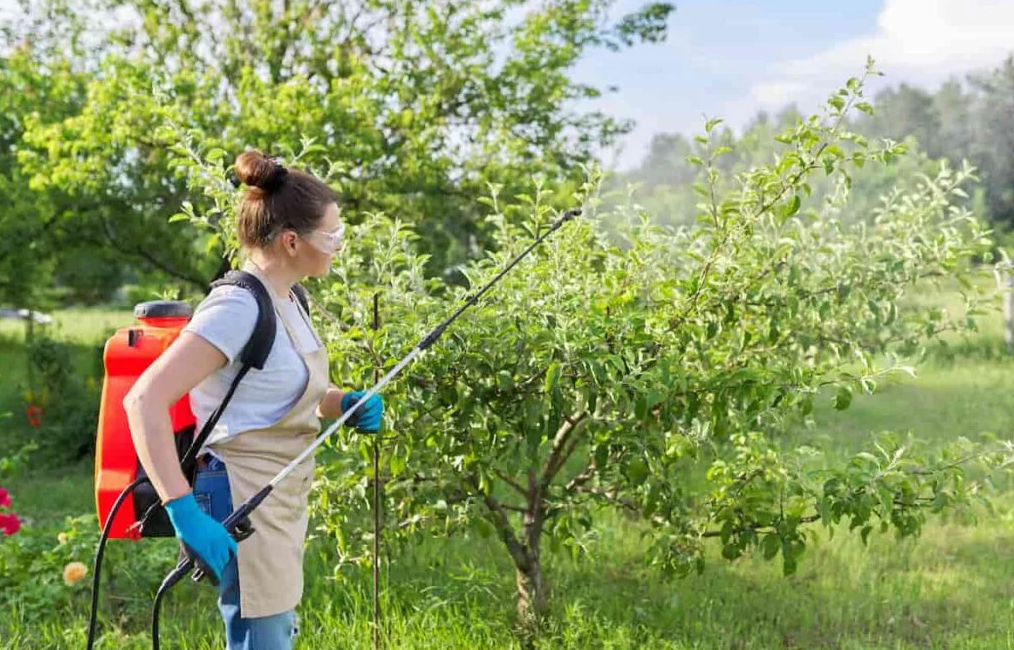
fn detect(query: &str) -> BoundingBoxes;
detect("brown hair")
[233,150,336,249]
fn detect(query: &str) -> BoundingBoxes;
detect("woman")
[124,150,382,649]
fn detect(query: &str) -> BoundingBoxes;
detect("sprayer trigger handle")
[232,515,255,541]
[182,542,220,587]
[189,516,256,584]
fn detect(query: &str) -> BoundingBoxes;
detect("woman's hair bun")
[234,150,288,192]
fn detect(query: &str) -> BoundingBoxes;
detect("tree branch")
[540,412,587,492]
[576,484,638,511]
[468,475,528,569]
[97,212,208,290]
[563,461,598,493]
[668,85,862,335]
[701,514,821,538]
[493,469,528,497]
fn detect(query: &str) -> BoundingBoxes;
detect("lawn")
[3,298,1014,649]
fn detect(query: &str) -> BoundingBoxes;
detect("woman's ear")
[279,230,299,256]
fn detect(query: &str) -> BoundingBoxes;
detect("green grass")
[5,302,1014,649]
[783,359,1014,456]
[0,307,134,345]
[5,465,1014,649]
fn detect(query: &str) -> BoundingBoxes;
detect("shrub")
[23,333,100,463]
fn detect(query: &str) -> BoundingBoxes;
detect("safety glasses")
[305,221,345,254]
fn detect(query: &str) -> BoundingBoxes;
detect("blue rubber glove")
[340,390,384,433]
[163,492,237,582]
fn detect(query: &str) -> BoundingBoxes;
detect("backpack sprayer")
[88,272,310,648]
[87,208,581,650]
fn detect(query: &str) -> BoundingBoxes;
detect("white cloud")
[749,0,1014,111]
[750,81,807,108]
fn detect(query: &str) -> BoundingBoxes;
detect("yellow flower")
[63,561,88,586]
[57,532,68,544]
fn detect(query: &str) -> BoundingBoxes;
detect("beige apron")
[210,265,328,618]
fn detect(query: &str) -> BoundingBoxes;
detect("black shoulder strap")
[210,270,276,371]
[143,271,315,530]
[174,270,276,483]
[291,282,310,317]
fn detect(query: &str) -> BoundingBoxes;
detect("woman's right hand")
[163,492,237,581]
[340,390,384,432]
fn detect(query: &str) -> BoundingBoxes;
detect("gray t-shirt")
[182,284,322,451]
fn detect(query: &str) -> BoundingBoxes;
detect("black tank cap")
[134,300,193,320]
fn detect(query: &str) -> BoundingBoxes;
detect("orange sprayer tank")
[94,300,195,539]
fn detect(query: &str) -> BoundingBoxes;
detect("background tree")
[619,53,1014,237]
[12,0,675,297]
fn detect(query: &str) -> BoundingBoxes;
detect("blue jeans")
[193,456,300,649]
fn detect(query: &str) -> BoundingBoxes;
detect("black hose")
[88,362,250,649]
[151,560,192,650]
[86,476,149,650]
[150,572,176,650]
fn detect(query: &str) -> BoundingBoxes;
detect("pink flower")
[0,512,21,536]
[0,487,9,508]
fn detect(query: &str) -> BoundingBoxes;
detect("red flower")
[0,512,21,536]
[0,487,9,508]
[26,404,42,428]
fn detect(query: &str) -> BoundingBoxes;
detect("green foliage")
[178,63,1012,628]
[9,0,676,290]
[622,54,1014,236]
[23,333,101,463]
[854,57,1014,231]
[0,514,97,619]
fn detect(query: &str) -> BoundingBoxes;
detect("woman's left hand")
[340,390,384,433]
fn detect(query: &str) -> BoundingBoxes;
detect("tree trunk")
[515,483,548,643]
[476,471,551,645]
[515,554,548,640]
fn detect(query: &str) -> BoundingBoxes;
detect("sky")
[3,0,1012,172]
[575,0,1014,170]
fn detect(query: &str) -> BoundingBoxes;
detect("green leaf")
[877,484,894,514]
[474,518,494,538]
[624,457,648,484]
[594,444,609,469]
[781,194,801,219]
[762,533,780,560]
[855,452,880,468]
[544,363,561,393]
[832,385,853,411]
[635,394,648,419]
[818,498,833,527]
[390,453,407,477]
[722,543,742,560]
